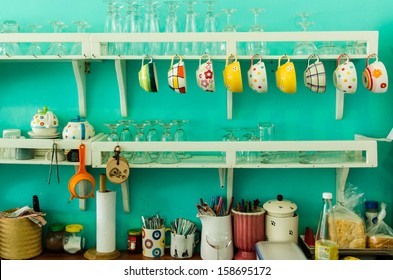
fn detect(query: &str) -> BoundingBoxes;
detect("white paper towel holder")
[84,174,121,260]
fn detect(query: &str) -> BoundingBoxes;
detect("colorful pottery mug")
[275,55,296,93]
[138,55,158,92]
[223,54,243,93]
[168,55,187,93]
[304,54,326,93]
[142,227,171,258]
[362,53,388,93]
[247,54,268,93]
[196,54,215,92]
[333,54,357,94]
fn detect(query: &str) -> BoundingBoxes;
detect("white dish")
[28,131,60,139]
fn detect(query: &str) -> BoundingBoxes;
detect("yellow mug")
[276,55,296,93]
[223,54,243,93]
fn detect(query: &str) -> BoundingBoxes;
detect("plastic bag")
[366,203,393,249]
[331,183,366,248]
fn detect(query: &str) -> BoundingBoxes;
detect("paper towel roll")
[96,191,116,253]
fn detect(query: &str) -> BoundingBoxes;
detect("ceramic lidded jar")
[62,116,95,140]
[30,106,59,135]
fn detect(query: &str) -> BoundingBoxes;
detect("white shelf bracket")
[227,90,233,120]
[114,59,128,117]
[72,60,87,118]
[336,167,349,204]
[218,168,226,189]
[121,179,130,213]
[226,168,234,207]
[336,89,344,120]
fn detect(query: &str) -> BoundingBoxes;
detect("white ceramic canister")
[62,116,95,140]
[263,194,299,243]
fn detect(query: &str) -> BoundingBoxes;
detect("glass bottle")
[315,192,339,260]
[365,200,379,228]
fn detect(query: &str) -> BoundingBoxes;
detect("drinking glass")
[46,21,68,56]
[143,0,161,55]
[222,127,239,161]
[1,20,22,56]
[318,41,342,55]
[292,12,318,55]
[123,1,143,55]
[182,0,199,55]
[70,20,90,55]
[344,41,360,55]
[258,122,275,162]
[156,122,180,164]
[206,233,232,260]
[163,0,180,55]
[103,123,120,163]
[145,120,160,160]
[246,8,270,55]
[26,24,44,56]
[242,127,260,163]
[130,122,153,164]
[118,119,134,161]
[218,8,238,55]
[202,0,218,55]
[173,120,192,159]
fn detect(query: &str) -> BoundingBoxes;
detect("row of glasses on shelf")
[103,119,190,164]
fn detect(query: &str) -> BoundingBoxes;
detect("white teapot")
[62,116,95,140]
[30,106,59,135]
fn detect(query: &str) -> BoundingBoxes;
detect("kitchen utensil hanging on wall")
[106,145,129,184]
[68,143,96,200]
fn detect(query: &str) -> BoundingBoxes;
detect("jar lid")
[65,224,84,233]
[365,200,379,210]
[128,229,142,236]
[49,223,65,232]
[263,194,297,217]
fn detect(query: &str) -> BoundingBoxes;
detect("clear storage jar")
[45,223,65,252]
[63,224,85,254]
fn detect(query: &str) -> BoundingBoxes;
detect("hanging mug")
[223,54,243,93]
[196,54,215,92]
[362,53,388,93]
[247,54,268,93]
[138,55,159,92]
[168,55,187,93]
[304,54,326,93]
[333,54,357,94]
[276,55,296,93]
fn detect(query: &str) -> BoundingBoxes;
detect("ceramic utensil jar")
[263,194,298,243]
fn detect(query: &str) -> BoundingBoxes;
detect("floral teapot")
[62,116,95,140]
[30,106,59,135]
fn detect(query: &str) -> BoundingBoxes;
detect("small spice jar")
[45,223,65,252]
[63,224,85,254]
[127,229,142,254]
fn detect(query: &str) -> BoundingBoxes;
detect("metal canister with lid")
[45,223,65,252]
[127,229,142,254]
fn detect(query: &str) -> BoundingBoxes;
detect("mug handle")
[165,228,171,249]
[141,55,153,67]
[199,53,211,66]
[366,53,378,66]
[307,54,319,67]
[226,54,237,66]
[336,53,349,67]
[278,54,289,68]
[194,229,201,246]
[45,111,54,128]
[250,54,262,67]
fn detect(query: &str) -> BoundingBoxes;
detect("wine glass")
[206,232,232,260]
[182,0,199,55]
[145,120,160,160]
[130,122,153,164]
[156,122,180,164]
[258,122,275,162]
[69,20,90,55]
[123,1,143,55]
[26,24,44,56]
[173,120,191,159]
[118,119,134,161]
[292,12,318,55]
[46,21,68,56]
[246,8,270,55]
[218,8,238,55]
[163,0,180,55]
[1,20,22,56]
[143,0,161,55]
[318,41,343,55]
[103,123,120,163]
[202,0,218,55]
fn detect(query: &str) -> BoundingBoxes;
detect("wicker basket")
[0,209,42,260]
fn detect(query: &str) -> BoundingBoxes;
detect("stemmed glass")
[145,120,160,160]
[292,12,318,55]
[246,8,270,55]
[202,0,218,55]
[182,0,199,55]
[103,123,120,163]
[218,8,238,55]
[163,0,180,55]
[318,41,342,55]
[70,20,90,55]
[156,122,180,164]
[118,119,134,161]
[143,0,161,55]
[123,1,143,55]
[173,120,192,159]
[26,24,43,56]
[130,122,153,164]
[46,21,68,56]
[206,233,232,260]
[1,20,22,56]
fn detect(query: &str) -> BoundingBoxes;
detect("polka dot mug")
[333,54,357,94]
[248,54,268,93]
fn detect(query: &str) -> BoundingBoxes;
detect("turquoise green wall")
[1,0,392,251]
